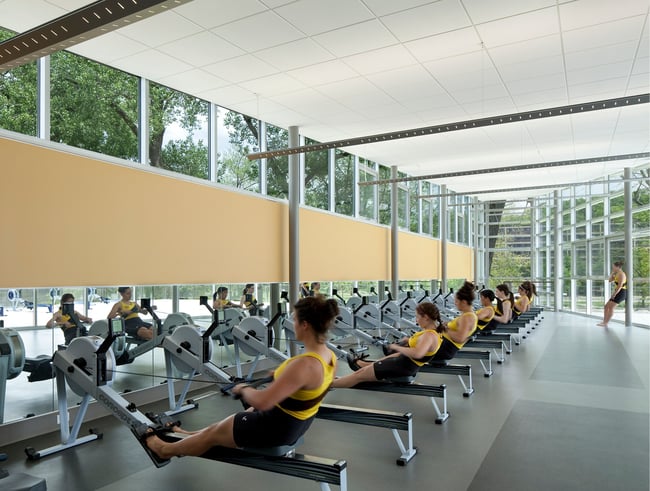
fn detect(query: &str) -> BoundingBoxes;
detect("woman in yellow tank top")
[108,287,153,340]
[145,296,339,458]
[331,302,446,387]
[475,289,496,332]
[598,261,627,327]
[46,293,93,345]
[430,281,478,363]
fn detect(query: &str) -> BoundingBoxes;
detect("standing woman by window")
[598,261,627,327]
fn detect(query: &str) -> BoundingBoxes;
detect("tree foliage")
[0,28,208,179]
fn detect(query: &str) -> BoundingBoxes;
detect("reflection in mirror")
[0,283,283,425]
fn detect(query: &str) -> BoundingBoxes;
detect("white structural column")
[37,56,50,140]
[473,197,480,285]
[441,185,448,293]
[554,191,562,311]
[391,166,399,296]
[624,167,633,326]
[138,78,149,165]
[288,126,300,306]
[328,149,336,211]
[259,121,267,195]
[208,103,218,182]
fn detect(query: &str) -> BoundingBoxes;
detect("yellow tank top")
[513,296,528,315]
[443,312,478,349]
[120,301,139,320]
[273,351,335,420]
[615,278,627,290]
[214,298,230,308]
[407,329,442,366]
[476,306,495,330]
[57,309,73,329]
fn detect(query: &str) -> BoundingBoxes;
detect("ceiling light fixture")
[0,0,193,72]
[361,153,649,187]
[420,176,648,198]
[247,94,649,160]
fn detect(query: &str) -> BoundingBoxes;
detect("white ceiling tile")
[69,32,147,63]
[287,60,359,85]
[112,49,193,80]
[380,0,471,42]
[559,0,649,31]
[0,0,65,31]
[228,96,290,119]
[316,77,396,109]
[312,19,398,57]
[627,73,650,92]
[158,69,230,94]
[367,65,445,101]
[476,8,560,48]
[463,97,517,118]
[269,88,349,116]
[415,104,467,124]
[487,34,562,66]
[239,73,307,96]
[506,72,566,96]
[156,31,245,66]
[44,0,95,8]
[498,55,565,83]
[362,0,436,17]
[255,38,334,71]
[118,12,203,48]
[564,41,638,72]
[567,61,634,86]
[433,66,503,91]
[568,77,630,100]
[511,87,567,109]
[202,55,278,83]
[275,0,374,35]
[423,50,486,77]
[447,84,510,104]
[563,16,646,53]
[404,27,482,63]
[355,102,414,119]
[174,0,267,29]
[211,10,304,52]
[198,84,257,106]
[463,0,556,24]
[342,45,418,75]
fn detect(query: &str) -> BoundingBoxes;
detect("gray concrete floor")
[1,311,648,491]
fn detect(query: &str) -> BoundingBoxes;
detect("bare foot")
[145,433,170,459]
[596,322,607,327]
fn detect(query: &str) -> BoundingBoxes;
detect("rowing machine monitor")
[62,302,74,316]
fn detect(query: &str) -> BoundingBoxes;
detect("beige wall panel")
[447,243,474,280]
[0,138,288,287]
[398,232,441,279]
[299,209,390,281]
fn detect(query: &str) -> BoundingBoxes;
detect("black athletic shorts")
[233,406,313,448]
[124,317,152,338]
[610,290,627,304]
[373,354,419,380]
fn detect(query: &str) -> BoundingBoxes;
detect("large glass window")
[266,123,289,199]
[51,51,139,160]
[409,180,419,232]
[149,82,208,178]
[0,28,37,136]
[218,109,260,192]
[358,159,377,221]
[335,150,354,216]
[303,137,328,210]
[378,165,391,225]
